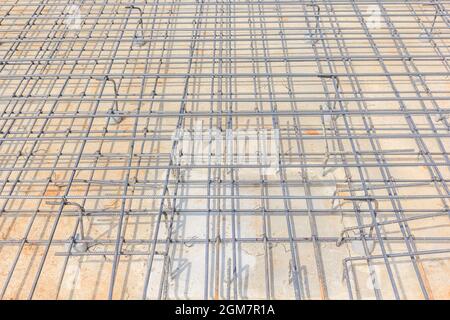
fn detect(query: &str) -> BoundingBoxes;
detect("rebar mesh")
[0,0,449,300]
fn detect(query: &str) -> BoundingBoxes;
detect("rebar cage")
[0,0,449,300]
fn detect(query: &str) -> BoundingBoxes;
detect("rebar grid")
[0,0,449,300]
